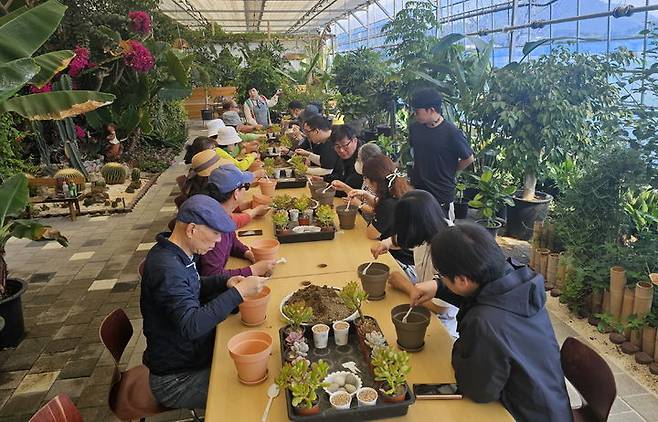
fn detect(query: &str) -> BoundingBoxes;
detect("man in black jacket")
[411,223,572,422]
[141,194,267,409]
[325,124,363,197]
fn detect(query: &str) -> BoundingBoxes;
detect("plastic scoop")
[401,306,414,323]
[261,383,280,422]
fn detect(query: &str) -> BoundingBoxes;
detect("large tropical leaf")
[0,6,28,27]
[0,0,67,64]
[0,58,39,103]
[157,81,192,101]
[0,174,29,226]
[165,49,188,86]
[31,50,75,88]
[0,90,115,120]
[10,220,68,246]
[432,33,465,55]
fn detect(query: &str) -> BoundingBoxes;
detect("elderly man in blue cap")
[141,194,268,410]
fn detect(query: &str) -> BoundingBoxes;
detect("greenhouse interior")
[1,0,658,421]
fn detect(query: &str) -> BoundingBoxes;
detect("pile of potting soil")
[286,284,353,325]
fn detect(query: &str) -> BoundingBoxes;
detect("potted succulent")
[468,168,515,237]
[339,281,380,353]
[371,345,411,403]
[282,301,314,336]
[290,154,308,178]
[294,196,312,225]
[272,194,294,211]
[315,205,335,231]
[284,330,310,362]
[1,174,68,347]
[279,134,293,150]
[273,210,290,235]
[275,358,330,416]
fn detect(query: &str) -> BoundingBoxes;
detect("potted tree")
[275,358,330,416]
[1,174,68,347]
[453,181,469,220]
[371,345,411,403]
[467,168,515,237]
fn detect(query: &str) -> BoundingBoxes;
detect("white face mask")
[354,160,363,175]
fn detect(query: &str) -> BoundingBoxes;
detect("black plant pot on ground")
[201,109,213,121]
[476,219,503,238]
[0,278,27,348]
[505,191,553,240]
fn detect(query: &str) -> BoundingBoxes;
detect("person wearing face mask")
[141,194,268,410]
[244,87,281,127]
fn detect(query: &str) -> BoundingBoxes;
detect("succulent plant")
[285,330,305,345]
[289,340,309,358]
[293,195,311,212]
[339,281,369,320]
[279,133,293,149]
[101,162,128,185]
[272,194,294,210]
[131,168,141,182]
[282,301,314,331]
[371,346,411,397]
[315,204,334,227]
[290,154,308,175]
[272,210,290,230]
[54,168,86,190]
[275,359,330,409]
[365,331,387,350]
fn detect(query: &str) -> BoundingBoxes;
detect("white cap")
[207,119,226,137]
[216,126,242,146]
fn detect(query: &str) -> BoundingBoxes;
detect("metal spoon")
[261,383,280,422]
[401,306,414,323]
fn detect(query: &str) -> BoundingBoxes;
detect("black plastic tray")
[275,178,306,189]
[278,322,415,421]
[275,225,336,243]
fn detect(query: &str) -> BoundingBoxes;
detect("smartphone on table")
[237,229,263,237]
[413,383,462,400]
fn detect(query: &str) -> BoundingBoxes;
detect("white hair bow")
[386,169,403,188]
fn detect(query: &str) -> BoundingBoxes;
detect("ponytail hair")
[362,155,411,202]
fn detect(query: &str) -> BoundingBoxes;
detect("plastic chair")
[30,394,82,422]
[560,337,617,422]
[99,308,169,421]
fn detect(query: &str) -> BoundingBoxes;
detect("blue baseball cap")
[177,194,236,232]
[208,164,254,194]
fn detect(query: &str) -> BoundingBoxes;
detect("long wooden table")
[207,187,513,421]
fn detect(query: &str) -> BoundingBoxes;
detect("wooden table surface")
[207,187,513,421]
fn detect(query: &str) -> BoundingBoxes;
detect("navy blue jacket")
[451,260,572,422]
[140,233,243,376]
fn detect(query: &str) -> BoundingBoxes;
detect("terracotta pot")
[252,193,272,208]
[642,326,656,356]
[651,273,658,286]
[293,400,321,416]
[227,330,273,384]
[298,217,310,226]
[357,262,390,300]
[380,385,407,404]
[336,205,358,229]
[609,266,626,321]
[391,304,430,352]
[239,286,271,326]
[315,188,336,207]
[259,179,277,196]
[251,239,280,261]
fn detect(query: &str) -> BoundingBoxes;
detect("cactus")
[101,162,128,184]
[131,168,141,182]
[54,168,86,191]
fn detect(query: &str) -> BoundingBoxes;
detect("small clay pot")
[357,262,390,300]
[298,217,310,226]
[336,205,358,229]
[391,304,430,352]
[238,286,271,326]
[294,400,321,416]
[259,179,277,196]
[227,331,272,384]
[251,239,280,261]
[380,384,407,403]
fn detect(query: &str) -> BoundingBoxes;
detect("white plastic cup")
[356,387,378,406]
[289,209,299,221]
[329,391,352,410]
[312,324,329,349]
[333,321,350,346]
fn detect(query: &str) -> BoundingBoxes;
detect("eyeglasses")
[240,183,251,190]
[333,138,355,152]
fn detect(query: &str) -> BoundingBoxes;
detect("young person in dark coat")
[323,124,363,197]
[410,222,572,422]
[141,195,268,410]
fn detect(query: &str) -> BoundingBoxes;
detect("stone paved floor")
[0,121,656,421]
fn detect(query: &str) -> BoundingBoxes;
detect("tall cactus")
[30,121,52,166]
[54,75,89,179]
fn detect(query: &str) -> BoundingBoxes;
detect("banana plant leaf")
[31,50,75,88]
[165,49,188,87]
[0,0,67,64]
[0,58,39,103]
[0,6,28,27]
[0,90,115,120]
[10,220,69,246]
[431,33,465,55]
[0,174,29,227]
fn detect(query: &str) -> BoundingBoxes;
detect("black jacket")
[451,259,572,422]
[140,233,243,375]
[324,140,364,197]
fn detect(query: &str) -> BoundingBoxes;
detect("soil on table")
[356,317,379,336]
[286,284,353,325]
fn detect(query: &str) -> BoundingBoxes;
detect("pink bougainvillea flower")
[68,46,90,77]
[29,82,53,94]
[121,40,155,73]
[74,124,86,140]
[128,11,152,34]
